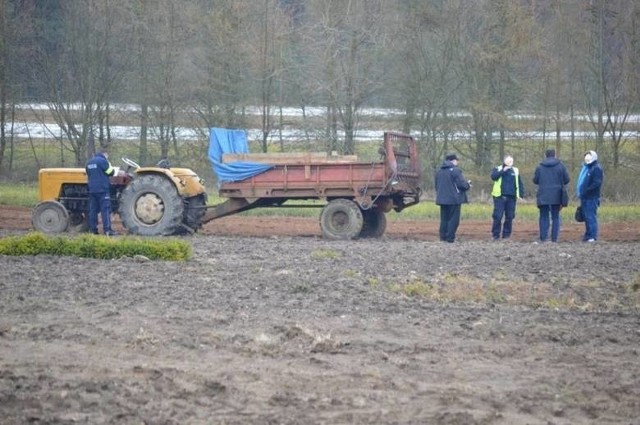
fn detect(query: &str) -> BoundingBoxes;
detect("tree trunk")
[140,103,148,165]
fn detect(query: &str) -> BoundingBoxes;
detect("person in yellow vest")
[490,155,525,240]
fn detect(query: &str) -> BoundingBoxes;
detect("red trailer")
[202,131,422,239]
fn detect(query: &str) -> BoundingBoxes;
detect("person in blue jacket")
[533,149,570,242]
[576,150,604,242]
[85,146,119,236]
[490,154,525,240]
[435,153,471,243]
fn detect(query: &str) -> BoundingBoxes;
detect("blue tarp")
[208,128,273,183]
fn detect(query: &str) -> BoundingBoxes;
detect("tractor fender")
[133,168,205,198]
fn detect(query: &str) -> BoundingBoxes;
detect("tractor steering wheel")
[121,157,141,172]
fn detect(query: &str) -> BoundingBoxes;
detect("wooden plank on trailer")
[222,152,359,164]
[222,152,326,163]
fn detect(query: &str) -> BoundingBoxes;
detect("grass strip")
[0,232,191,261]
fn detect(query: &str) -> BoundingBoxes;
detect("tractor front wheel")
[119,174,184,236]
[319,198,363,240]
[32,201,69,234]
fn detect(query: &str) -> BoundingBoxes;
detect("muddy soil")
[1,205,640,424]
[2,205,640,242]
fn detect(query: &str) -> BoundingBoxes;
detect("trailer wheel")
[360,207,387,238]
[119,174,184,236]
[32,201,69,234]
[320,199,363,240]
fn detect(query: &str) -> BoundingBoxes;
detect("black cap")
[445,153,458,161]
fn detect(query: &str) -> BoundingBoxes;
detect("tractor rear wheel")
[119,174,184,236]
[175,194,207,235]
[32,201,69,234]
[359,207,387,238]
[319,198,363,240]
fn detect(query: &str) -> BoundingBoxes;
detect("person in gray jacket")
[435,153,471,243]
[532,149,570,242]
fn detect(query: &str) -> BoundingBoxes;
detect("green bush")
[0,232,191,261]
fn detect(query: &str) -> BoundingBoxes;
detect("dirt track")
[1,205,640,242]
[1,205,640,424]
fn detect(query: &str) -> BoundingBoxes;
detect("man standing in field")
[435,153,471,243]
[533,149,570,243]
[576,150,604,242]
[85,146,119,236]
[490,154,525,240]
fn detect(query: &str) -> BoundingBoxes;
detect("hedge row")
[0,232,191,261]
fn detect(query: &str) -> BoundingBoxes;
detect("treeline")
[0,0,638,183]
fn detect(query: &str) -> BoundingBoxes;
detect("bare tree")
[243,0,293,153]
[302,0,389,154]
[455,0,538,170]
[540,0,585,170]
[386,0,463,172]
[142,0,193,162]
[127,0,153,165]
[34,0,130,165]
[0,0,35,174]
[191,1,252,134]
[0,0,12,173]
[580,0,639,169]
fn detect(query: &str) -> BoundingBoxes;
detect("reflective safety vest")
[491,166,520,198]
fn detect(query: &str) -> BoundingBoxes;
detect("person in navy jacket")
[435,153,471,243]
[533,149,570,242]
[85,146,118,236]
[576,150,604,242]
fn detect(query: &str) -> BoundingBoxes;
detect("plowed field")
[1,205,639,424]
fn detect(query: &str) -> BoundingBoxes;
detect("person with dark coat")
[435,153,471,243]
[85,146,119,236]
[490,154,525,240]
[576,150,604,242]
[532,149,570,242]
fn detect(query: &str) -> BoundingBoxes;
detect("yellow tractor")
[33,158,208,236]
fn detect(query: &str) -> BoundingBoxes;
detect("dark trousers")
[538,204,561,242]
[88,192,112,234]
[581,198,599,241]
[491,196,517,239]
[439,204,461,242]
